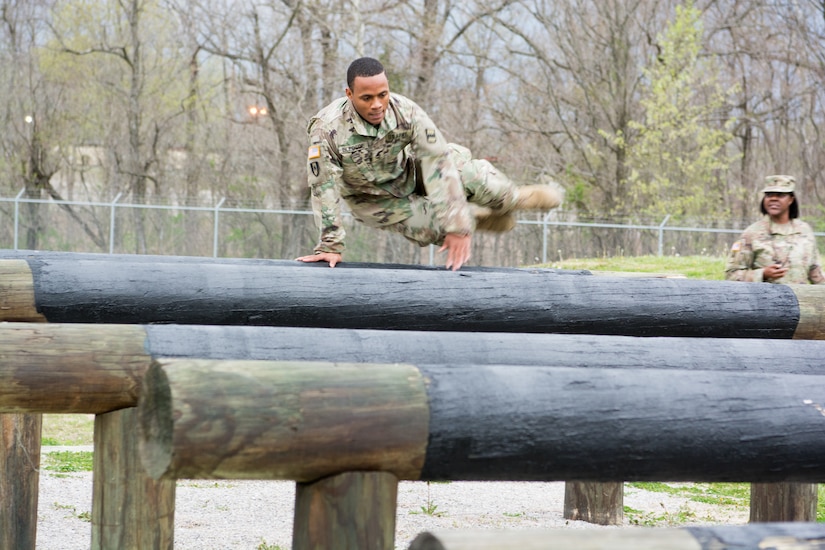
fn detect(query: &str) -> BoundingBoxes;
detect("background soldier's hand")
[440,233,472,271]
[763,263,788,280]
[295,252,342,267]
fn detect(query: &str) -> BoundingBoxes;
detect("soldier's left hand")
[440,233,472,271]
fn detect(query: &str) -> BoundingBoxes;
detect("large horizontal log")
[407,523,825,550]
[2,250,823,338]
[3,322,825,414]
[139,359,825,483]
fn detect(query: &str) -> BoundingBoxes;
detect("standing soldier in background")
[296,57,562,271]
[725,175,825,284]
[725,174,822,524]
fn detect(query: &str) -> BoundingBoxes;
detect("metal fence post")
[12,188,24,250]
[658,214,671,257]
[542,211,553,264]
[109,193,122,254]
[213,198,225,258]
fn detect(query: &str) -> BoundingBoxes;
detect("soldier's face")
[763,192,793,216]
[346,72,390,126]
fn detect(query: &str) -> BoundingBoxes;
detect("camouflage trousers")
[350,144,518,247]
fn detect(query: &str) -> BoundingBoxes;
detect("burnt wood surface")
[139,359,825,483]
[1,251,817,338]
[3,322,825,415]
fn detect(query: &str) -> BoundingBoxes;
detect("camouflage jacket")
[306,94,471,254]
[724,217,825,284]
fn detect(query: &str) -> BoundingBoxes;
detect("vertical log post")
[92,408,176,550]
[293,471,399,550]
[0,261,47,550]
[0,413,41,550]
[563,481,623,525]
[750,483,818,522]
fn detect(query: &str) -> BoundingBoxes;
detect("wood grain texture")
[563,481,623,525]
[293,471,398,550]
[92,408,175,550]
[750,482,818,522]
[0,260,46,322]
[0,413,41,550]
[0,323,150,413]
[792,285,825,340]
[139,359,429,481]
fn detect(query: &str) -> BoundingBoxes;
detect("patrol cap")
[761,175,795,194]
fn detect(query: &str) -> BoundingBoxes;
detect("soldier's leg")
[383,195,446,247]
[448,144,562,232]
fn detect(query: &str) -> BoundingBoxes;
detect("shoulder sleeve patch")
[730,241,741,252]
[308,145,321,160]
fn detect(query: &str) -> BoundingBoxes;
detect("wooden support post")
[293,471,398,550]
[92,408,176,550]
[563,481,623,525]
[0,413,41,550]
[750,482,818,522]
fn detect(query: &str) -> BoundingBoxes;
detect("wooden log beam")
[139,359,825,483]
[2,251,824,339]
[406,523,825,550]
[3,322,825,415]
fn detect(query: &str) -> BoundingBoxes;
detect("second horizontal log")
[138,359,825,483]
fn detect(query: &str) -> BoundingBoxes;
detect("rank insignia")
[426,129,437,143]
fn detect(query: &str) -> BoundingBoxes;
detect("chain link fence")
[2,192,816,266]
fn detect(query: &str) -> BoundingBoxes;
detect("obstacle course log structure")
[2,252,825,338]
[5,322,825,415]
[406,523,825,550]
[139,358,825,483]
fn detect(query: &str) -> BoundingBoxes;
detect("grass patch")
[628,482,749,508]
[43,451,94,473]
[42,414,94,446]
[548,254,726,280]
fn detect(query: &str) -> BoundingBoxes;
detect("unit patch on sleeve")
[308,145,321,160]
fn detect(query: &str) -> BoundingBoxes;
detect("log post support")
[0,413,41,550]
[92,408,176,550]
[750,482,818,523]
[563,481,623,525]
[293,471,399,550]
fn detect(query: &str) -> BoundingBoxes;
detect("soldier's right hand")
[295,252,342,268]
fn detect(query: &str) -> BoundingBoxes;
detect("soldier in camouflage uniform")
[295,57,561,271]
[725,175,825,284]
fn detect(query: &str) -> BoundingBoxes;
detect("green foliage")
[44,451,94,473]
[609,1,741,221]
[53,502,92,522]
[629,482,750,507]
[624,503,697,526]
[256,541,283,550]
[550,254,727,280]
[42,414,95,446]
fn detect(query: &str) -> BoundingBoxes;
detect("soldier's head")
[346,57,390,126]
[759,175,799,219]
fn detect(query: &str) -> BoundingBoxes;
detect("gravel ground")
[35,447,749,550]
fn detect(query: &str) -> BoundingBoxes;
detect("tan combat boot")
[513,184,563,211]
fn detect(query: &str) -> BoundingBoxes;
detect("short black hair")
[760,193,799,219]
[346,57,385,90]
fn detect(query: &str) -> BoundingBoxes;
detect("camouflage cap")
[761,175,795,194]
